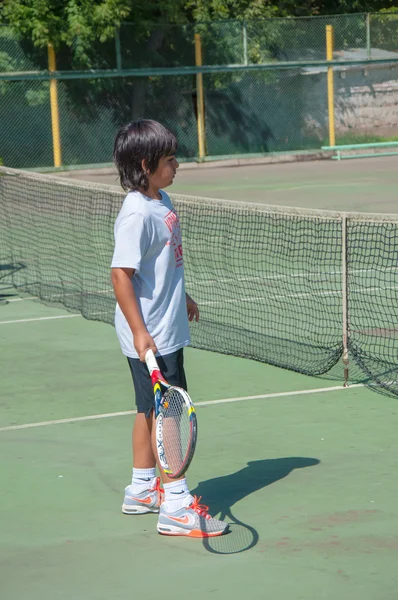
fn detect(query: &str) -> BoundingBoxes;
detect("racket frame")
[145,349,197,479]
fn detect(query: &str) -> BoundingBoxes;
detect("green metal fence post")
[115,27,122,70]
[366,14,371,60]
[243,21,248,66]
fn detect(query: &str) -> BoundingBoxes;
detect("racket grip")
[145,349,159,375]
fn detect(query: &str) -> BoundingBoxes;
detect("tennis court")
[63,154,398,213]
[1,156,398,599]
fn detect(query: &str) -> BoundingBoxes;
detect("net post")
[47,44,62,168]
[194,33,206,161]
[341,213,349,386]
[326,25,336,147]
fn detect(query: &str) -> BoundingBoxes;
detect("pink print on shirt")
[164,210,183,267]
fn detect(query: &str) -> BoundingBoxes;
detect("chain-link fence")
[0,75,199,167]
[1,13,398,168]
[100,14,398,69]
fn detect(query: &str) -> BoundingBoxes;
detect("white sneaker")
[157,495,229,537]
[122,477,164,514]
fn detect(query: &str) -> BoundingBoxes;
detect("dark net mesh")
[347,216,398,396]
[180,196,343,375]
[0,169,118,322]
[1,167,398,394]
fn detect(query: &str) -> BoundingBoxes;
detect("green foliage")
[316,0,396,15]
[184,0,280,22]
[0,0,188,66]
[370,8,398,53]
[1,0,131,48]
[185,0,398,20]
[2,1,397,67]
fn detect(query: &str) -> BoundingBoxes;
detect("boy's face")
[148,155,179,190]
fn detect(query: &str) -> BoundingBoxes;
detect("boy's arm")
[111,267,157,361]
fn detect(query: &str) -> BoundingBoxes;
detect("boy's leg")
[123,350,189,514]
[122,358,161,515]
[122,413,161,514]
[133,413,156,468]
[123,349,228,535]
[152,350,228,537]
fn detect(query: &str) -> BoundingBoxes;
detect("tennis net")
[1,166,398,396]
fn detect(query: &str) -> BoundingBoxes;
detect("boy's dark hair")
[113,120,178,191]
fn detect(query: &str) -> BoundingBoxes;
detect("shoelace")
[189,495,211,520]
[150,477,164,506]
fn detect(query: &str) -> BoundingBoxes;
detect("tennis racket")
[145,349,197,479]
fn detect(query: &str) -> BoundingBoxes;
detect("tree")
[184,0,397,20]
[1,0,191,67]
[2,0,397,66]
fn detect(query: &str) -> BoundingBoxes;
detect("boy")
[111,120,228,538]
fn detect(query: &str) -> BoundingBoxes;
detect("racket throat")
[151,370,163,387]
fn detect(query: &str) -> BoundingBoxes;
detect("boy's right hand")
[134,331,157,362]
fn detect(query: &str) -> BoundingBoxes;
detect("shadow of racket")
[202,507,259,554]
[192,456,320,555]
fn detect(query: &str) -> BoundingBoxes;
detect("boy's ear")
[141,159,149,174]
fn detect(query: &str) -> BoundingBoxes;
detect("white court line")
[5,267,398,299]
[209,179,379,193]
[2,279,397,321]
[0,314,81,325]
[271,181,379,193]
[4,288,114,303]
[191,266,398,286]
[6,297,38,302]
[199,284,398,306]
[0,383,364,433]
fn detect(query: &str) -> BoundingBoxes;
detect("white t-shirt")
[111,190,190,359]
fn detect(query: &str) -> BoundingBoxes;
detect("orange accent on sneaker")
[131,477,164,507]
[158,527,226,538]
[168,515,190,524]
[187,529,226,538]
[131,495,153,504]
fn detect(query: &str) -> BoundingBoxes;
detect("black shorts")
[127,348,187,417]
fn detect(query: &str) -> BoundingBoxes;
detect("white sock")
[163,479,192,511]
[131,468,156,491]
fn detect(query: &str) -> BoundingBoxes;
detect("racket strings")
[162,388,191,473]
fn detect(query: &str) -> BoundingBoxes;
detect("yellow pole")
[326,25,336,147]
[48,44,62,167]
[194,33,206,160]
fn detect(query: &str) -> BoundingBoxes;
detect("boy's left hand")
[186,293,199,322]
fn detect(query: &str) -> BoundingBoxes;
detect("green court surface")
[62,155,398,214]
[2,156,398,599]
[2,294,398,600]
